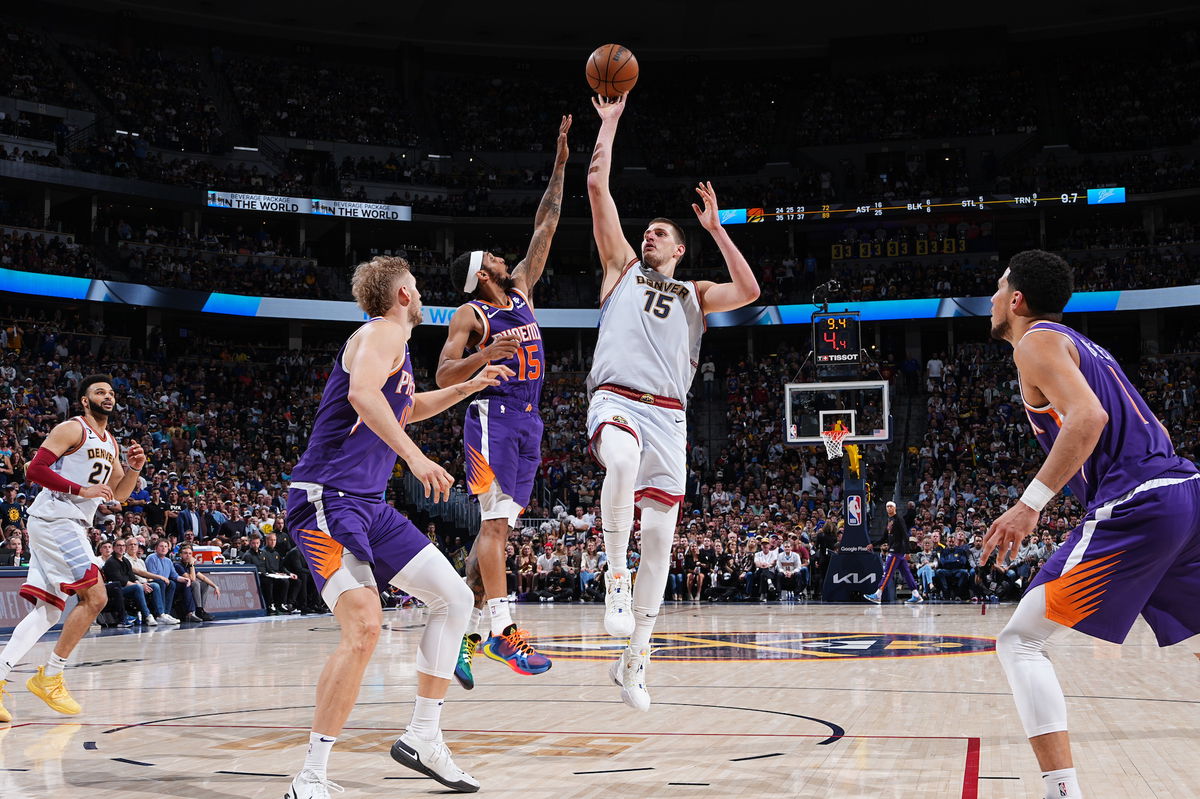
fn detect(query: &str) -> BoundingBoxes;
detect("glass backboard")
[785,380,890,445]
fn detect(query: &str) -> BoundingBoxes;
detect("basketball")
[586,43,638,98]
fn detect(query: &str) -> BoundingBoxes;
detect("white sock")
[0,602,62,681]
[409,695,444,741]
[1043,768,1083,798]
[468,606,484,637]
[303,731,336,779]
[630,609,657,650]
[487,597,513,635]
[44,653,69,678]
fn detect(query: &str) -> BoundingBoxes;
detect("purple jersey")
[292,320,416,496]
[1020,321,1195,510]
[466,288,542,412]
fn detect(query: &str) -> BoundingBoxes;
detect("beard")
[408,304,422,327]
[493,273,515,292]
[86,401,114,422]
[989,318,1010,341]
[642,248,669,270]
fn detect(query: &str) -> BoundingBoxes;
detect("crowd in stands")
[63,43,227,154]
[0,21,1197,216]
[68,132,323,197]
[222,52,420,148]
[3,285,1199,609]
[0,22,91,109]
[1055,45,1200,152]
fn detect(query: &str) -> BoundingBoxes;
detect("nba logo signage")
[847,495,862,526]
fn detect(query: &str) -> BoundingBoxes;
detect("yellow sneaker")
[26,667,81,715]
[0,680,11,723]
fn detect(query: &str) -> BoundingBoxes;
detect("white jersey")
[28,416,118,524]
[587,259,705,407]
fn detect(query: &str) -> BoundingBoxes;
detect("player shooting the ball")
[585,91,760,710]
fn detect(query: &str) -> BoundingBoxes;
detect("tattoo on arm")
[588,142,605,175]
[514,155,566,288]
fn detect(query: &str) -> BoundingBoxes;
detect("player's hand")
[555,114,572,163]
[79,484,114,501]
[462,365,515,395]
[125,440,147,471]
[408,454,454,503]
[482,330,521,361]
[982,502,1039,564]
[591,93,627,121]
[691,181,722,231]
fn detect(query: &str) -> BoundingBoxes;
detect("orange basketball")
[585,44,638,98]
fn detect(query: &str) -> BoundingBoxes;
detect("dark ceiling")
[47,0,1200,56]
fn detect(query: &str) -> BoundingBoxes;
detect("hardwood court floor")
[1,600,1197,798]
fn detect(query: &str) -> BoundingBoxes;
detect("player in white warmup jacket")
[586,93,760,710]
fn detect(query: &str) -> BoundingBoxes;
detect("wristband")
[1019,479,1055,512]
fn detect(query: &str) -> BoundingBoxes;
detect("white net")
[821,428,848,460]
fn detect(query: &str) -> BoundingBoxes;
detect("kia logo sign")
[847,494,862,526]
[833,573,877,585]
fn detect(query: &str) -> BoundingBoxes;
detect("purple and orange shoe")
[481,625,552,675]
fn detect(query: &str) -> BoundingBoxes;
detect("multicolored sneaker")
[454,633,481,690]
[481,625,552,675]
[26,667,81,715]
[0,680,11,723]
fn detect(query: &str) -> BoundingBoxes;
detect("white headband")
[463,250,485,293]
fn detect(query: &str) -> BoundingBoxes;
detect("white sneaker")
[157,614,180,625]
[284,769,344,798]
[390,730,480,793]
[608,644,651,711]
[863,591,882,604]
[144,614,158,626]
[603,571,634,638]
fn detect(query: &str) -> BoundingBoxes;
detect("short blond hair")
[352,256,412,318]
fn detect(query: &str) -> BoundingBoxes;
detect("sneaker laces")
[458,635,476,662]
[301,771,344,797]
[502,627,536,656]
[44,674,71,701]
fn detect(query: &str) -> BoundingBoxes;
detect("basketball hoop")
[821,427,849,460]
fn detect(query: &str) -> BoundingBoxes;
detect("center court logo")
[535,631,995,662]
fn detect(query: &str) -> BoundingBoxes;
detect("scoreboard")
[813,311,861,364]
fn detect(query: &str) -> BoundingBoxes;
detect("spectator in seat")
[242,532,287,614]
[580,538,602,599]
[0,533,27,566]
[935,532,972,599]
[124,535,175,623]
[176,544,220,621]
[754,536,779,601]
[776,539,803,600]
[145,538,184,623]
[102,540,156,625]
[913,538,939,595]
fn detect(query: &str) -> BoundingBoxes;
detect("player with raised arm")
[439,116,571,688]
[283,256,511,799]
[586,93,760,710]
[982,249,1200,799]
[0,375,145,721]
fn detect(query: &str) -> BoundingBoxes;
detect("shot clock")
[813,311,861,364]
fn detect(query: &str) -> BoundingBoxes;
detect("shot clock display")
[813,311,861,364]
